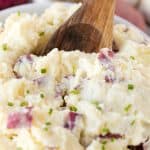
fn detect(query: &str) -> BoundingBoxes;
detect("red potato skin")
[116,0,146,31]
[0,0,27,10]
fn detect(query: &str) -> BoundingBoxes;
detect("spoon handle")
[67,0,115,49]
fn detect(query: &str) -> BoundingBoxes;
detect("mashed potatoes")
[0,2,149,150]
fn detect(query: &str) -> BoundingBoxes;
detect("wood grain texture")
[40,0,115,54]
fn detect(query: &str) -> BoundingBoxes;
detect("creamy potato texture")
[0,2,150,150]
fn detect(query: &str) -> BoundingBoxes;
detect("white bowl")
[0,2,149,41]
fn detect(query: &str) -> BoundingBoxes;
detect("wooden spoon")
[39,0,115,55]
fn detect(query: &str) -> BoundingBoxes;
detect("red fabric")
[0,0,27,10]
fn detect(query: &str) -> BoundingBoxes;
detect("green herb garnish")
[91,101,102,111]
[45,122,51,126]
[130,119,136,126]
[102,140,107,145]
[40,93,45,99]
[70,89,80,95]
[124,104,132,112]
[101,144,105,150]
[111,138,115,142]
[130,56,135,60]
[101,141,107,150]
[26,90,30,94]
[128,84,134,90]
[91,101,99,105]
[69,105,77,112]
[43,127,48,131]
[9,136,14,140]
[8,102,14,107]
[2,43,8,51]
[40,68,47,74]
[102,127,110,134]
[38,31,45,36]
[20,101,28,107]
[72,65,77,75]
[48,108,53,115]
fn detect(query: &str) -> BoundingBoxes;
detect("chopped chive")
[69,105,77,112]
[124,104,132,112]
[8,102,14,107]
[102,127,110,134]
[26,90,30,94]
[38,31,45,36]
[101,144,105,150]
[9,136,13,140]
[2,43,8,51]
[91,100,99,105]
[72,65,77,75]
[102,141,107,145]
[130,120,136,126]
[17,11,21,16]
[130,56,135,60]
[101,141,107,150]
[111,138,115,142]
[40,93,45,99]
[70,89,80,95]
[91,101,102,111]
[45,122,51,126]
[48,108,53,115]
[40,68,47,74]
[96,105,102,111]
[20,101,28,107]
[43,127,48,131]
[128,84,134,90]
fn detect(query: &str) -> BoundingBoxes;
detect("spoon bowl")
[40,0,115,55]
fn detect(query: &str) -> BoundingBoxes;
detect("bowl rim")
[0,2,149,41]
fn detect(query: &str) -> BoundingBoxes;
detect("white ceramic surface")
[0,2,149,41]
